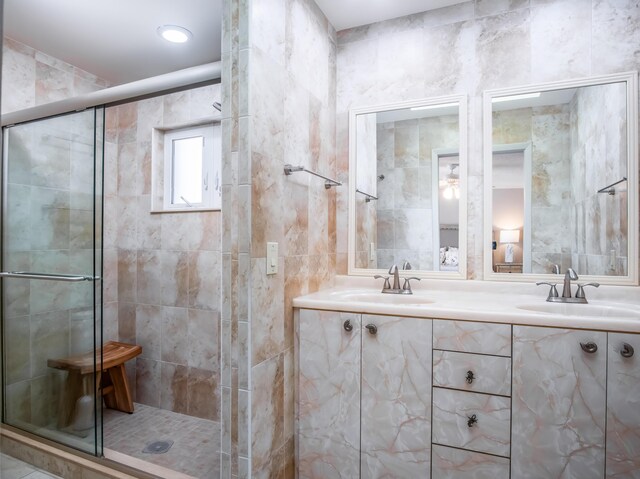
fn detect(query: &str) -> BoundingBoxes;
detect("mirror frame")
[483,72,639,285]
[348,94,468,279]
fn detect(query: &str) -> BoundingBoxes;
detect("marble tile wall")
[103,83,222,421]
[570,82,629,275]
[2,37,110,115]
[336,0,640,279]
[369,117,458,270]
[221,0,337,476]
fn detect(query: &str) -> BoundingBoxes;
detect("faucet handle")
[575,282,600,299]
[374,275,391,290]
[402,277,421,294]
[536,281,559,299]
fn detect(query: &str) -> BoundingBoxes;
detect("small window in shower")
[156,123,222,212]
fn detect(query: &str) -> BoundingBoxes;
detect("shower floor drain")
[142,440,174,454]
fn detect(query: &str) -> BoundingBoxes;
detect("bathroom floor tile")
[0,453,62,479]
[103,403,220,479]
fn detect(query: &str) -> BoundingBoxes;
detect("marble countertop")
[292,276,640,333]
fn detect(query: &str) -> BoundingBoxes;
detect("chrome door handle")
[580,342,598,354]
[621,343,635,358]
[0,271,98,282]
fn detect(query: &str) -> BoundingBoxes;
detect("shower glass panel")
[1,108,104,456]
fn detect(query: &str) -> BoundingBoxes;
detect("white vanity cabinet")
[297,310,361,479]
[296,307,640,479]
[512,326,607,479]
[431,320,512,479]
[297,309,433,479]
[606,333,640,478]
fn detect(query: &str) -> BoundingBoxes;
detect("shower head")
[212,102,222,112]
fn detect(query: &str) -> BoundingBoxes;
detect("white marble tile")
[475,0,529,17]
[475,10,531,91]
[592,0,640,74]
[530,0,591,82]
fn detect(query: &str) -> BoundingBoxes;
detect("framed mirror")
[483,72,638,285]
[348,95,467,278]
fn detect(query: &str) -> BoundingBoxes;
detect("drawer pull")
[365,324,378,335]
[621,343,635,358]
[580,342,598,354]
[343,320,353,332]
[467,414,478,428]
[465,370,475,384]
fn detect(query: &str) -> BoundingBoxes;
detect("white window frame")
[162,124,221,211]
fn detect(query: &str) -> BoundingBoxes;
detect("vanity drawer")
[432,388,511,457]
[433,320,511,357]
[432,444,510,479]
[433,350,511,396]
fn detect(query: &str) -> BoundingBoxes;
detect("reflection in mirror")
[488,77,636,279]
[351,98,465,275]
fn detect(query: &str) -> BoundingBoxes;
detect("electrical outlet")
[267,242,278,275]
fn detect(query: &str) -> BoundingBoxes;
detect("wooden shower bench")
[47,341,142,427]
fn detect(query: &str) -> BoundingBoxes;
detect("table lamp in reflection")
[499,229,520,263]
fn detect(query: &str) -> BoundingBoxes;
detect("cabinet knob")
[621,343,635,358]
[580,342,598,354]
[365,324,378,335]
[467,414,478,428]
[343,319,353,332]
[465,370,475,384]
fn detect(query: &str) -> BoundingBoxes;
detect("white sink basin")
[338,292,435,305]
[517,303,640,319]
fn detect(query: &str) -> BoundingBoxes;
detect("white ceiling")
[3,0,464,86]
[314,0,466,31]
[4,0,222,85]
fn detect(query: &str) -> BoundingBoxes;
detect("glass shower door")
[1,108,104,455]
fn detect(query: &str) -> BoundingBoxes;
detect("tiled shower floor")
[103,403,220,478]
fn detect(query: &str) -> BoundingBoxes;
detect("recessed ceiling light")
[157,25,193,44]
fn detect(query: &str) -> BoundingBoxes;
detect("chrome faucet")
[374,263,420,294]
[389,264,401,291]
[552,264,561,274]
[536,268,600,304]
[374,265,401,294]
[562,268,578,298]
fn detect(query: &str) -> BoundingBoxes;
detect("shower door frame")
[0,107,105,457]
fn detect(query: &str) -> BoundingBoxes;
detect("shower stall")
[0,63,223,479]
[1,107,105,455]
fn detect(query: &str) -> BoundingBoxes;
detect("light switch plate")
[267,242,278,275]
